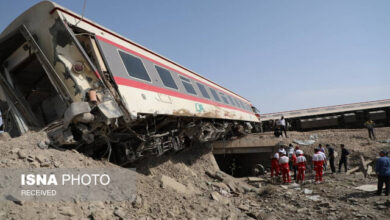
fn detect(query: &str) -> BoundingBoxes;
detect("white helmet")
[296,150,303,155]
[278,149,286,154]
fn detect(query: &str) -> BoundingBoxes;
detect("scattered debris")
[288,183,300,189]
[293,139,316,146]
[238,204,250,211]
[303,189,313,195]
[17,150,27,159]
[37,140,49,149]
[58,206,76,217]
[160,175,191,194]
[379,139,390,144]
[258,185,278,197]
[210,191,229,205]
[354,185,377,192]
[306,195,321,201]
[247,177,265,183]
[346,166,360,175]
[205,170,224,181]
[224,179,239,193]
[367,165,373,176]
[114,208,127,219]
[347,155,373,176]
[5,195,23,206]
[132,195,143,209]
[35,154,47,163]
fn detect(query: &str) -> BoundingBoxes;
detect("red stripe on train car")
[113,76,255,116]
[96,35,251,104]
[49,7,251,103]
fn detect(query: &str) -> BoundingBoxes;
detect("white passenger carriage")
[0,1,260,163]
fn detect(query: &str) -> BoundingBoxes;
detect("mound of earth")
[0,127,389,219]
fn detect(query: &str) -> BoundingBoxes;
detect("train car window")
[227,96,236,106]
[119,50,151,82]
[219,93,229,104]
[234,98,243,109]
[179,76,197,95]
[209,88,221,102]
[235,99,240,107]
[246,103,252,111]
[197,83,210,99]
[155,66,178,89]
[245,103,250,111]
[239,100,247,110]
[242,102,249,111]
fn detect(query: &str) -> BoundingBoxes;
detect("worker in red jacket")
[270,151,280,180]
[312,148,326,183]
[279,151,291,184]
[291,151,297,180]
[296,150,307,184]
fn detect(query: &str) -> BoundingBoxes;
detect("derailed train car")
[0,1,260,164]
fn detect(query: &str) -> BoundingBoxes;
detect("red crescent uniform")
[279,155,291,183]
[312,152,326,182]
[292,153,297,166]
[296,154,307,182]
[271,152,280,177]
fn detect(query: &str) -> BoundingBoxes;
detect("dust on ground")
[0,127,389,220]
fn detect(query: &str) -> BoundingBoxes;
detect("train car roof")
[1,1,251,103]
[260,99,390,121]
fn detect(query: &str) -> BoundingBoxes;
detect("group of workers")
[271,143,350,184]
[270,144,390,197]
[271,144,309,184]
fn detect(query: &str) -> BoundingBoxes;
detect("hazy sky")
[0,0,389,113]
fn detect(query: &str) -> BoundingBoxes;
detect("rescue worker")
[320,144,326,154]
[296,150,307,184]
[338,144,349,173]
[279,151,291,184]
[375,150,390,196]
[278,146,286,156]
[318,146,327,171]
[287,144,294,156]
[318,144,324,153]
[291,150,297,180]
[287,144,294,170]
[364,120,376,140]
[312,148,326,183]
[326,144,336,173]
[270,151,280,179]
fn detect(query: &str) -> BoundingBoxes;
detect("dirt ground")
[0,127,389,220]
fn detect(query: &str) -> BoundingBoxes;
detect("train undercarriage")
[1,97,254,165]
[66,114,253,166]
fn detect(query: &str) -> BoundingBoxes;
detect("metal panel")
[369,110,386,120]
